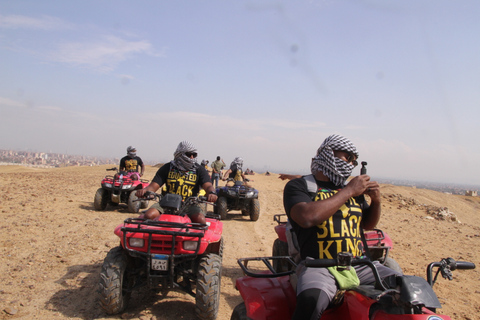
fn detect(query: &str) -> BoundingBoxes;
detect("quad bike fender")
[274,224,287,242]
[235,274,296,320]
[204,218,223,243]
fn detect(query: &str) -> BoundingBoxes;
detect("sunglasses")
[333,150,358,167]
[347,154,358,167]
[185,152,198,158]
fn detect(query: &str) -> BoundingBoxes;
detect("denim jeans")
[212,173,220,188]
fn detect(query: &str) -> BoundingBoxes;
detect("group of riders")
[116,134,398,320]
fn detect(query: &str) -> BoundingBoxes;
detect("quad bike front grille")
[150,239,178,253]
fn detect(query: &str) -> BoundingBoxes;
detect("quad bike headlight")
[122,184,133,190]
[129,238,144,248]
[104,183,112,188]
[245,190,255,197]
[183,241,198,251]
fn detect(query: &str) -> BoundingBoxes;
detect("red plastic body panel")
[115,214,223,255]
[274,224,287,242]
[236,273,296,320]
[236,275,451,320]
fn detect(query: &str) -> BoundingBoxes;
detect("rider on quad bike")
[119,146,145,180]
[214,178,260,221]
[282,134,400,319]
[98,192,224,320]
[214,157,260,221]
[136,141,218,224]
[93,166,150,213]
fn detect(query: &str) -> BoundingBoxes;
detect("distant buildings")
[0,149,117,168]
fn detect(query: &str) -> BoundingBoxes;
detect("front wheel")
[94,188,108,210]
[97,246,133,315]
[195,254,222,320]
[216,197,228,220]
[230,302,252,320]
[127,191,141,213]
[249,198,260,221]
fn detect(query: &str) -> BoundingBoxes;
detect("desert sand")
[0,164,479,320]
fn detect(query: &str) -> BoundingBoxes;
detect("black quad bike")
[93,167,150,213]
[97,192,223,320]
[214,179,260,221]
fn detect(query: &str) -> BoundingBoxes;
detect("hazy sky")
[1,1,479,185]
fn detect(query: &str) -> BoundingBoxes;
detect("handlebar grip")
[455,261,476,270]
[198,196,207,201]
[304,259,337,268]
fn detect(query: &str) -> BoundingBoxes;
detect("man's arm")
[290,175,375,229]
[202,182,218,203]
[136,181,161,198]
[223,169,231,180]
[360,181,381,230]
[140,163,145,176]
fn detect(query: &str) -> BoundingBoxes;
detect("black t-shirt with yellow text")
[152,162,211,201]
[283,177,367,260]
[120,156,144,172]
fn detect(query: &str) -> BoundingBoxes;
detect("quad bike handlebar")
[427,257,475,286]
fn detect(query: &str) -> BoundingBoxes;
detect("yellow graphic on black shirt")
[314,190,363,259]
[124,159,138,171]
[234,170,243,181]
[166,169,198,201]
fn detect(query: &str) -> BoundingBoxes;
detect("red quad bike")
[231,254,475,320]
[97,192,224,320]
[93,167,150,213]
[271,214,402,274]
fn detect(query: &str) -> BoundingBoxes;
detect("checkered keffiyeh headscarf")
[172,141,197,171]
[126,146,136,157]
[230,157,243,171]
[311,134,359,187]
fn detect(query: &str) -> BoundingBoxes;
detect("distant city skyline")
[2,148,479,195]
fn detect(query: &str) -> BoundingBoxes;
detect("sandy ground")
[0,164,479,320]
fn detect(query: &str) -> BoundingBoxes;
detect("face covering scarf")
[311,134,359,187]
[230,157,243,171]
[172,141,198,171]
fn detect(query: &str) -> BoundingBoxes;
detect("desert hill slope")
[0,165,478,319]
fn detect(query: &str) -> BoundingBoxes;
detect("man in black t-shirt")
[136,141,217,224]
[119,146,145,180]
[283,134,400,320]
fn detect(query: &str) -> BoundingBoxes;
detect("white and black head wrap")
[126,146,136,157]
[230,157,243,171]
[172,141,197,171]
[311,134,359,187]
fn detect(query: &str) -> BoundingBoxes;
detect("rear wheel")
[94,188,108,210]
[195,254,222,320]
[97,246,133,315]
[230,302,252,320]
[383,257,403,274]
[127,191,141,213]
[272,238,291,273]
[217,197,228,220]
[249,199,260,221]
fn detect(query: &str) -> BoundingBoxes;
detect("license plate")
[151,254,168,271]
